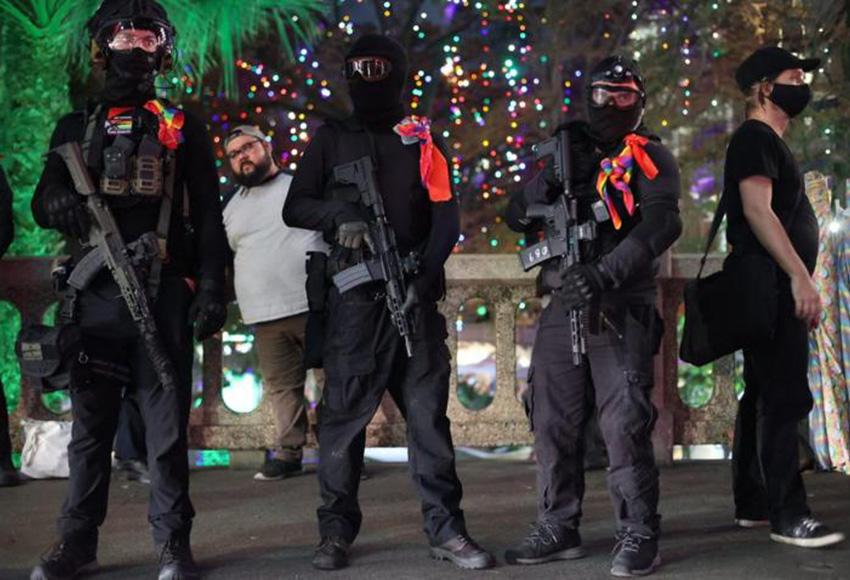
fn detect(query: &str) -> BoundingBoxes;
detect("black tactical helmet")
[87,0,175,54]
[589,55,645,97]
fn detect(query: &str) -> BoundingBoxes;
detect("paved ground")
[1,460,848,580]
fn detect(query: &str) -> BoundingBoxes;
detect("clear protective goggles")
[104,20,170,53]
[343,56,393,82]
[590,86,643,110]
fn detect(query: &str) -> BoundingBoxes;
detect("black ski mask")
[104,48,160,102]
[586,56,646,147]
[345,34,408,127]
[769,82,811,118]
[87,0,174,103]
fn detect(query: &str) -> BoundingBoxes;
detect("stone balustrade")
[0,253,734,464]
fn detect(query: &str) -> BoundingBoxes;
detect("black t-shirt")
[724,119,818,273]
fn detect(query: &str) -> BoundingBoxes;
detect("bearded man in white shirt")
[223,125,327,480]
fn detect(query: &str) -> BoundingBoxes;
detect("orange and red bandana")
[393,115,452,203]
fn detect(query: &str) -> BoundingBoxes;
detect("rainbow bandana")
[393,115,452,203]
[143,99,185,150]
[595,133,659,230]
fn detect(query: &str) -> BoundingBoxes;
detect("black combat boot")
[157,536,199,580]
[505,521,585,565]
[312,536,350,570]
[30,537,98,580]
[430,534,495,570]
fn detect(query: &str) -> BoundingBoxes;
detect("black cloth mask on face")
[769,82,811,118]
[588,104,643,147]
[345,34,408,127]
[104,48,159,103]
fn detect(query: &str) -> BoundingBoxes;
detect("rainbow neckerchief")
[143,99,185,150]
[595,133,659,230]
[393,115,452,202]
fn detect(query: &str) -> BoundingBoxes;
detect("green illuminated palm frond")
[163,0,327,97]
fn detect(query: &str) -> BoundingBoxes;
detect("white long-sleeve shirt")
[223,172,328,324]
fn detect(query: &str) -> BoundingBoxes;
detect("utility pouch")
[132,135,164,196]
[101,135,134,195]
[15,324,83,393]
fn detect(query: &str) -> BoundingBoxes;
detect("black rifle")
[53,141,179,390]
[518,129,599,366]
[331,156,418,357]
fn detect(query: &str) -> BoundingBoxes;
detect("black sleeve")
[0,166,13,257]
[414,136,460,293]
[726,125,780,183]
[182,111,227,286]
[599,141,682,286]
[32,115,79,229]
[505,160,556,232]
[282,124,363,233]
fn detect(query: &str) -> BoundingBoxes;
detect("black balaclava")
[345,34,408,129]
[87,0,174,104]
[587,56,646,149]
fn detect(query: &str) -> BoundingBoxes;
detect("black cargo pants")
[317,287,467,545]
[57,275,195,547]
[525,296,663,537]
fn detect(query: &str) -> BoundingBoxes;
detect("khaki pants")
[254,313,310,462]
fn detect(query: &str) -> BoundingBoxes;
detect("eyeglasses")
[226,139,262,161]
[343,57,393,82]
[590,86,642,109]
[107,29,164,53]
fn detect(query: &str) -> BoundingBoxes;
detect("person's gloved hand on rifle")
[43,184,91,239]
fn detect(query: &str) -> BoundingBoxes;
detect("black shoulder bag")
[679,190,801,366]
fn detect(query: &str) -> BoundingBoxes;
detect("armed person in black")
[283,34,494,572]
[504,56,681,577]
[29,1,227,579]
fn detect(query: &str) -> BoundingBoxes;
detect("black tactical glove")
[44,184,91,239]
[188,279,227,341]
[558,262,611,309]
[336,220,370,250]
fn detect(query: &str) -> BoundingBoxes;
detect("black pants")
[0,380,12,470]
[57,276,195,547]
[732,288,812,528]
[317,289,466,545]
[114,394,147,462]
[525,297,662,537]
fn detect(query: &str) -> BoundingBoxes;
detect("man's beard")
[233,154,273,187]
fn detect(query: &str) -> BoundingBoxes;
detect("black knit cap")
[734,46,820,92]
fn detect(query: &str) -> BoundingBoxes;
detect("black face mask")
[588,105,643,146]
[109,48,159,80]
[348,77,404,118]
[769,83,811,118]
[104,48,159,102]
